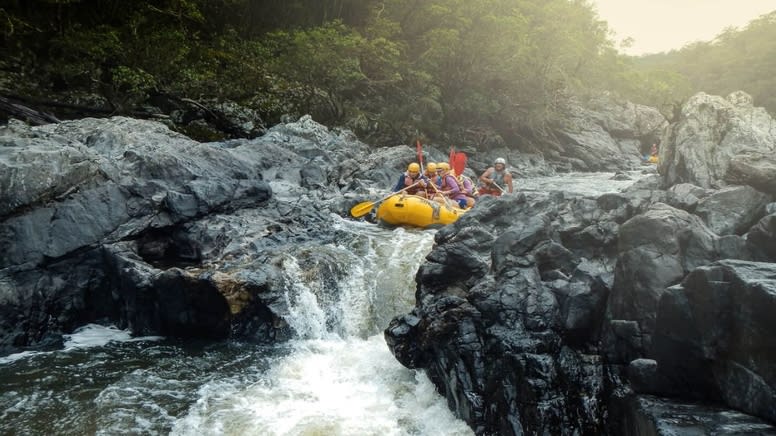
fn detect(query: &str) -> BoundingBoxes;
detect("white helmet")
[494,157,506,165]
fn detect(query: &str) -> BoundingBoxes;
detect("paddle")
[450,149,467,178]
[491,181,507,194]
[416,139,424,172]
[426,174,453,208]
[350,180,423,218]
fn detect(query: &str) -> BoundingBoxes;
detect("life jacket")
[403,172,425,195]
[456,174,477,197]
[491,168,507,187]
[440,173,455,190]
[440,173,468,201]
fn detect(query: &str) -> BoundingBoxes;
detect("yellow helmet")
[426,163,437,173]
[437,162,450,172]
[408,162,420,173]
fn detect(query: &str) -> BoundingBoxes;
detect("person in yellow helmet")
[424,162,438,179]
[431,162,466,208]
[422,163,439,198]
[392,162,427,196]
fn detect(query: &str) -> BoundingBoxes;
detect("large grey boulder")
[556,96,668,171]
[747,213,776,262]
[0,121,99,218]
[0,115,393,353]
[652,260,776,424]
[606,203,750,359]
[661,91,776,192]
[693,185,772,235]
[727,150,776,195]
[614,395,776,435]
[664,183,710,212]
[0,117,271,270]
[386,187,661,435]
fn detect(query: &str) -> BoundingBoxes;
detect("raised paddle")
[350,180,423,218]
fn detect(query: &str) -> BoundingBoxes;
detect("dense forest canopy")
[1,0,774,146]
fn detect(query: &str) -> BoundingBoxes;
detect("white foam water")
[518,170,645,196]
[1,219,473,435]
[0,324,162,365]
[0,350,44,365]
[64,324,163,350]
[171,337,472,436]
[171,221,473,435]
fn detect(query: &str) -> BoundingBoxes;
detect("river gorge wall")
[386,91,776,434]
[2,91,776,434]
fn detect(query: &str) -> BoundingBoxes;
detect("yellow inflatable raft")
[375,194,466,228]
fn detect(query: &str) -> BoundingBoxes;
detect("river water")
[0,171,642,435]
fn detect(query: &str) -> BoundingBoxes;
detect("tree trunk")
[0,96,61,125]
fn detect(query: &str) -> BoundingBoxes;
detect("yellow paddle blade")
[350,201,376,218]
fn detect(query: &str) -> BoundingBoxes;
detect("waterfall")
[170,219,473,435]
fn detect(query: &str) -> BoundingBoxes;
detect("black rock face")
[652,260,776,423]
[386,180,776,434]
[387,191,639,434]
[0,115,407,353]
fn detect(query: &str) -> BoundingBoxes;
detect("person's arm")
[392,175,405,192]
[463,178,473,193]
[504,172,513,193]
[445,175,461,195]
[479,168,493,185]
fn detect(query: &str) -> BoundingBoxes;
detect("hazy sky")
[590,0,776,55]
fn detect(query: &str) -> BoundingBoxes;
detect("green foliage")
[0,0,641,146]
[625,11,776,116]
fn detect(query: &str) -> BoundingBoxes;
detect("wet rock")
[610,171,631,181]
[665,183,710,212]
[0,249,111,354]
[535,241,578,279]
[661,91,776,190]
[387,192,625,434]
[556,96,667,170]
[608,203,713,355]
[746,213,776,262]
[616,395,776,435]
[603,320,643,364]
[693,185,771,235]
[0,115,378,350]
[550,278,608,343]
[627,359,659,394]
[652,260,776,424]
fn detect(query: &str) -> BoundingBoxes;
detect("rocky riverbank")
[385,91,776,434]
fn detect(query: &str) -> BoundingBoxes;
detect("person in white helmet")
[478,157,513,196]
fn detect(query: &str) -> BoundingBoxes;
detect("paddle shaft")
[350,180,424,217]
[491,181,506,193]
[427,175,454,208]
